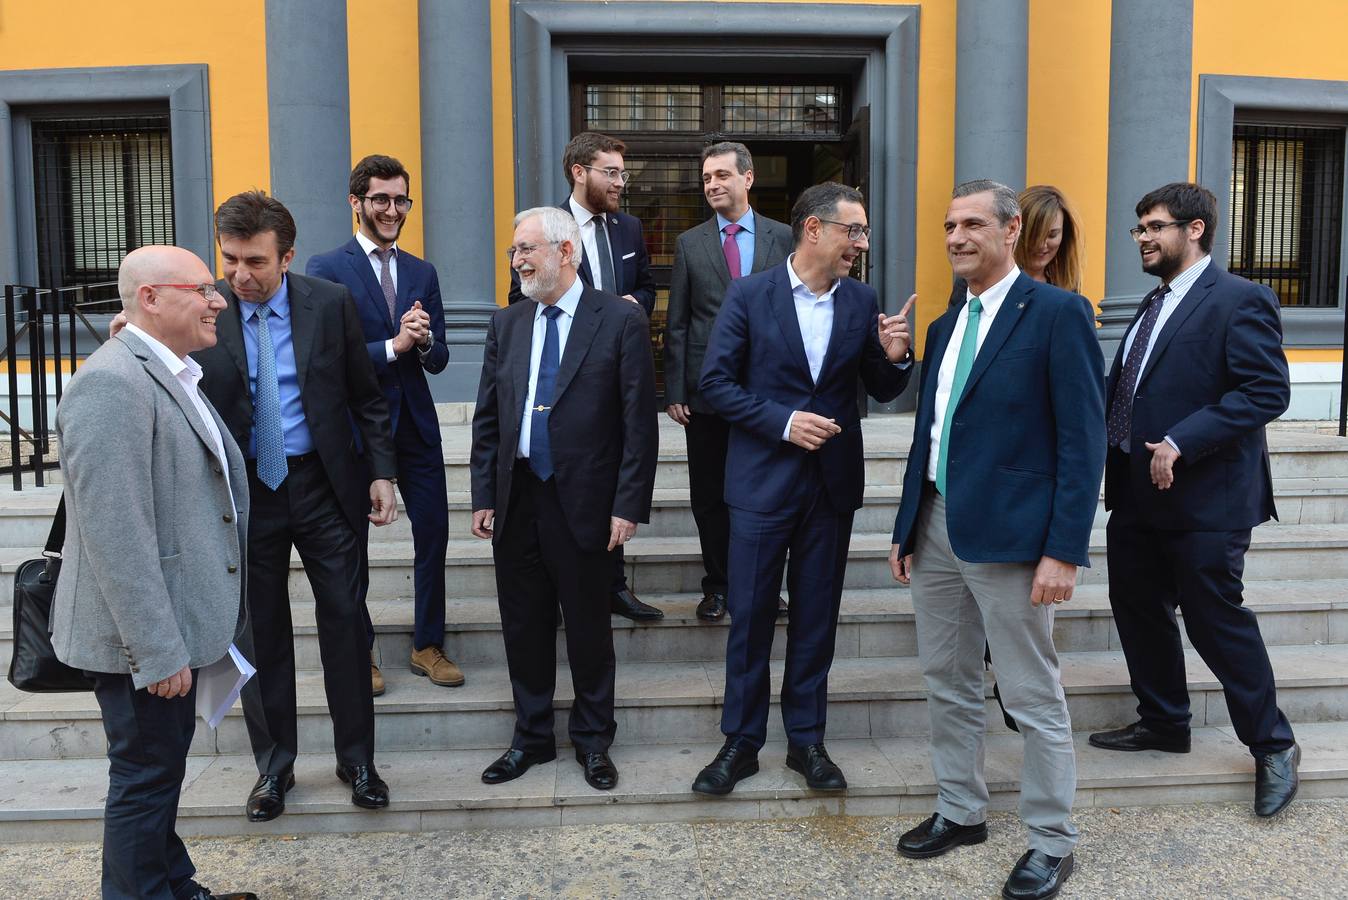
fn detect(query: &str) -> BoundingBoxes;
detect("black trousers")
[494,462,617,753]
[241,455,375,775]
[1106,470,1294,756]
[93,671,201,900]
[685,409,731,595]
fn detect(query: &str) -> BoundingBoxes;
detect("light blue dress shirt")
[516,275,584,458]
[715,207,756,277]
[237,276,315,457]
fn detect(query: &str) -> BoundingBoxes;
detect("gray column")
[954,0,1028,189]
[1097,0,1193,355]
[419,0,499,400]
[264,0,353,272]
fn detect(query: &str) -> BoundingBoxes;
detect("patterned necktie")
[253,303,288,491]
[722,222,744,279]
[374,247,397,321]
[1106,285,1170,449]
[935,297,983,495]
[529,305,564,481]
[592,215,617,294]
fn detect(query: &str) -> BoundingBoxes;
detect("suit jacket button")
[227,564,238,573]
[213,465,223,475]
[223,513,234,523]
[130,666,139,673]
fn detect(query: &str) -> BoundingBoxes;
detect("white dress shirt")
[927,265,1021,480]
[780,254,840,440]
[568,195,614,294]
[517,275,583,458]
[354,230,402,363]
[124,322,234,510]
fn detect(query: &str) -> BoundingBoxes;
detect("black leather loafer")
[1002,850,1074,900]
[785,742,846,791]
[576,749,619,790]
[245,770,294,822]
[1088,721,1190,753]
[897,812,988,859]
[1254,743,1300,817]
[692,742,760,795]
[336,763,389,809]
[481,747,557,785]
[611,588,664,621]
[696,592,727,621]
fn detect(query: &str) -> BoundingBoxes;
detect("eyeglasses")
[359,194,414,212]
[1128,220,1191,241]
[581,165,631,184]
[819,219,872,241]
[504,241,561,261]
[149,283,220,299]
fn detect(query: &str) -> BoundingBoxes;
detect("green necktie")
[935,297,982,495]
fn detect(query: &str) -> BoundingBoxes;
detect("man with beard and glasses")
[308,154,463,698]
[472,206,658,791]
[507,131,663,625]
[1090,182,1299,819]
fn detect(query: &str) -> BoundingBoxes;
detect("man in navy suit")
[1089,182,1299,818]
[307,155,464,696]
[889,181,1105,900]
[691,182,913,796]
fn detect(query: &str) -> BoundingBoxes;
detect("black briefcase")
[7,497,94,692]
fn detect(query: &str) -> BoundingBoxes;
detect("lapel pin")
[1018,302,1025,309]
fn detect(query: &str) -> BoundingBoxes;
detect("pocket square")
[621,251,636,260]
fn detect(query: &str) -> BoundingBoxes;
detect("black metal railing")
[2,282,118,489]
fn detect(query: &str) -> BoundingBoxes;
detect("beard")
[1141,243,1184,281]
[359,207,406,243]
[585,176,620,214]
[519,253,562,300]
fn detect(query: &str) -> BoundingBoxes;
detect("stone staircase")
[1,414,1347,840]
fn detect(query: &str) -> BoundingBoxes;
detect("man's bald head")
[116,246,224,357]
[118,246,212,314]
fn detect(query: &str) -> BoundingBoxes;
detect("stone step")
[4,642,1346,760]
[1,722,1344,840]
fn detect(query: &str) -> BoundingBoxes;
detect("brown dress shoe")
[370,651,386,697]
[411,645,466,687]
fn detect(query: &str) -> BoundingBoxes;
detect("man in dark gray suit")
[53,245,256,900]
[664,142,791,621]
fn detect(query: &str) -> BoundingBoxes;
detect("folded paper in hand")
[195,643,256,729]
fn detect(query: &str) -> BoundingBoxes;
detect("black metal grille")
[723,85,841,135]
[32,113,175,292]
[1229,122,1344,308]
[585,84,702,132]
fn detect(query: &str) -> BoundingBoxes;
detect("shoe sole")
[1087,736,1189,753]
[1001,854,1073,900]
[897,827,988,859]
[691,760,760,796]
[410,662,466,687]
[246,772,295,822]
[785,756,847,791]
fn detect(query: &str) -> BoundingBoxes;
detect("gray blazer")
[51,330,249,688]
[663,211,791,412]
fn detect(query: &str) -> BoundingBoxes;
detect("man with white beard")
[470,207,658,790]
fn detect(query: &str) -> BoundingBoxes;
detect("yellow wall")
[0,0,272,276]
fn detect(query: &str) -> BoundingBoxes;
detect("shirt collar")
[123,321,190,376]
[715,207,756,235]
[785,253,840,303]
[568,195,605,227]
[238,275,290,321]
[1163,255,1211,302]
[354,230,397,259]
[534,274,584,321]
[965,265,1021,320]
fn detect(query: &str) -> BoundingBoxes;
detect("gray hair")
[514,206,582,266]
[701,141,753,174]
[952,179,1020,225]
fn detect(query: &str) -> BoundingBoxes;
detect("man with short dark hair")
[692,182,913,796]
[307,154,462,696]
[1090,182,1299,819]
[665,141,792,622]
[508,131,661,623]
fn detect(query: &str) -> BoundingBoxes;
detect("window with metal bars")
[1229,121,1344,308]
[581,81,844,138]
[31,112,175,290]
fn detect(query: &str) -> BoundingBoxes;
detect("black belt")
[248,451,318,467]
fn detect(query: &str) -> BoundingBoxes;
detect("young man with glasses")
[307,154,463,699]
[508,131,662,623]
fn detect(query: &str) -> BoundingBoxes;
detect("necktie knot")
[968,296,982,316]
[723,223,743,237]
[256,302,273,321]
[374,247,393,262]
[542,305,563,321]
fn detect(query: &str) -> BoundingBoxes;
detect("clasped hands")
[392,301,433,354]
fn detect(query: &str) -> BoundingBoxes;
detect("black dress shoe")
[696,592,727,621]
[191,890,260,900]
[576,748,619,790]
[785,742,846,791]
[897,812,989,859]
[611,588,664,621]
[481,747,557,785]
[1002,850,1074,900]
[777,596,788,619]
[1088,721,1191,753]
[692,741,760,795]
[245,770,294,822]
[1254,743,1300,817]
[336,763,389,809]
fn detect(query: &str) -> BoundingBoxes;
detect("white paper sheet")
[195,643,256,729]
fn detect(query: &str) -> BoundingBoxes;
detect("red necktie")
[722,223,744,279]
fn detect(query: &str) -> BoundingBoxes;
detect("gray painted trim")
[954,0,1028,189]
[0,64,213,285]
[1198,74,1348,347]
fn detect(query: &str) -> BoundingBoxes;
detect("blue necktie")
[254,303,288,490]
[529,305,564,481]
